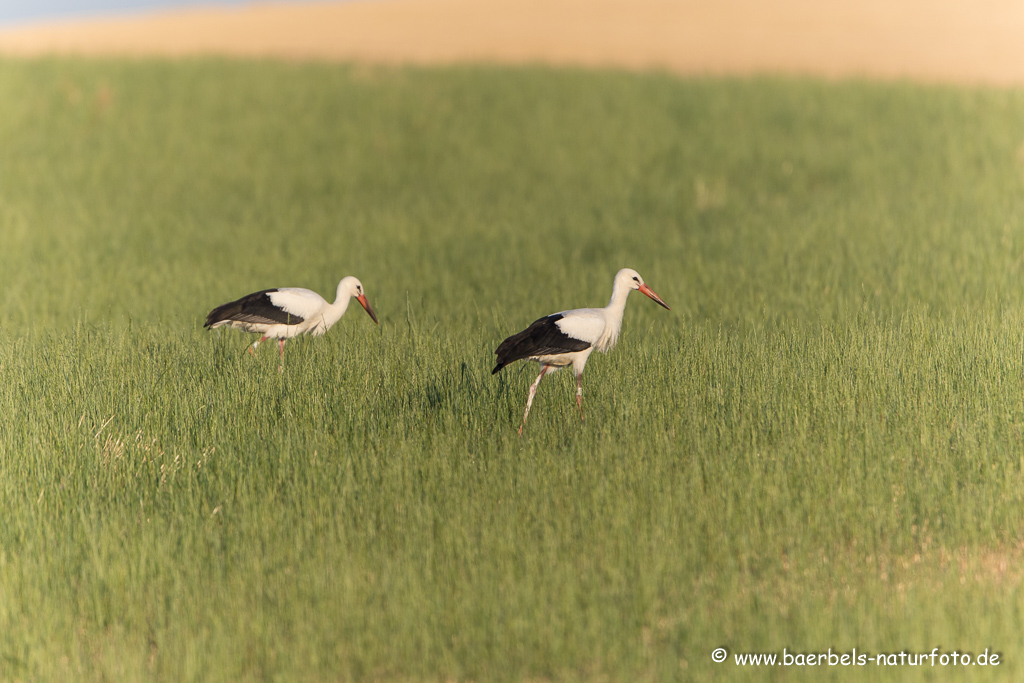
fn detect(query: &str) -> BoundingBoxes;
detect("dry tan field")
[2,0,1024,85]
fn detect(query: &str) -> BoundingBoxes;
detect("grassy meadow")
[2,57,1024,680]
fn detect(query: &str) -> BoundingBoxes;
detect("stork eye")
[632,276,640,282]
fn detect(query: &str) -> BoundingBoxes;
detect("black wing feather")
[492,314,591,374]
[204,289,305,328]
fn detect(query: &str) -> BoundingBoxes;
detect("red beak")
[638,283,670,310]
[356,294,379,324]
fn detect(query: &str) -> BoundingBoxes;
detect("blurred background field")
[2,57,1024,680]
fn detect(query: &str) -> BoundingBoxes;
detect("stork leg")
[278,339,286,372]
[576,373,584,423]
[519,365,555,435]
[247,336,269,357]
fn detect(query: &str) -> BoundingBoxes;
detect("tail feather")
[204,289,300,329]
[492,313,590,375]
[205,300,242,328]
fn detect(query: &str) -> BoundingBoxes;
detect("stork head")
[339,276,379,324]
[618,268,670,310]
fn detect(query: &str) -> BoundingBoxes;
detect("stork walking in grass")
[205,276,378,370]
[492,268,670,434]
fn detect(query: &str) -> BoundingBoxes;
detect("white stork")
[205,276,378,369]
[492,268,670,434]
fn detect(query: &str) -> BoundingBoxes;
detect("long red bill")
[638,283,670,310]
[357,294,379,324]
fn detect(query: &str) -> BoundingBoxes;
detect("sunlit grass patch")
[2,58,1024,680]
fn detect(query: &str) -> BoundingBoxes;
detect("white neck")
[318,287,352,331]
[595,276,632,352]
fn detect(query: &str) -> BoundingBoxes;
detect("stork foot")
[576,378,584,423]
[247,336,268,357]
[517,365,552,435]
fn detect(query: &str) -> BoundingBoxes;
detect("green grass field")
[2,57,1024,681]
